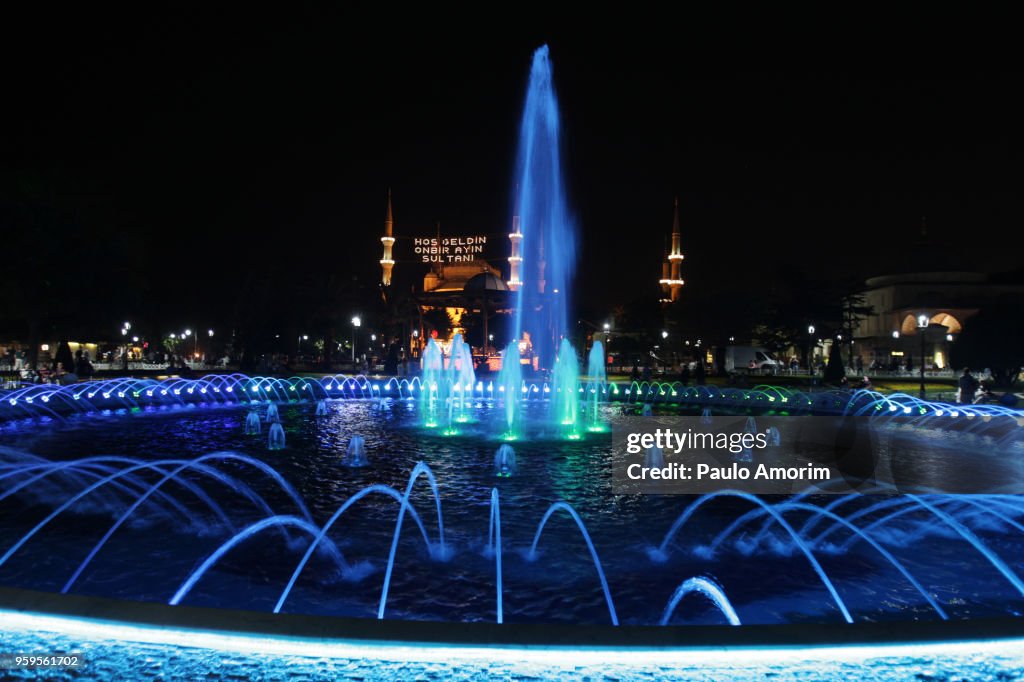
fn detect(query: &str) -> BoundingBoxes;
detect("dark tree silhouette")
[824,341,845,385]
[952,297,1024,388]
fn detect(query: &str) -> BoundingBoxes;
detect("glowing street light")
[917,312,930,398]
[807,324,816,376]
[351,316,361,364]
[661,330,668,339]
[892,330,900,339]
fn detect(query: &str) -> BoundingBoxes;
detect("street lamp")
[807,324,816,376]
[120,326,129,370]
[661,330,668,339]
[917,313,929,398]
[297,334,308,353]
[892,330,900,339]
[351,316,361,364]
[183,329,199,357]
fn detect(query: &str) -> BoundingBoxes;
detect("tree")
[824,341,845,385]
[838,281,874,368]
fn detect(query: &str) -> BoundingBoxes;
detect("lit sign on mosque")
[413,236,488,264]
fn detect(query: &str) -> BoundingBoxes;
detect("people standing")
[957,367,979,404]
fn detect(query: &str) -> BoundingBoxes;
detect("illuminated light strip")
[2,609,1024,668]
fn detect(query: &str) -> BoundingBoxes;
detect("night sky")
[4,13,1022,332]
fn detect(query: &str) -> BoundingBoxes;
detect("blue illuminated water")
[511,45,577,367]
[1,399,1023,628]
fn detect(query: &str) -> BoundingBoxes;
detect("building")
[377,192,513,362]
[853,271,1024,371]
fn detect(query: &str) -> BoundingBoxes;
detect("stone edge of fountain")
[2,585,1023,649]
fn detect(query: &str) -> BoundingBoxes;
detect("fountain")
[267,422,286,450]
[420,339,445,429]
[496,342,522,440]
[552,338,580,439]
[493,444,516,477]
[510,45,577,381]
[244,410,261,434]
[444,334,476,433]
[1,45,1023,682]
[341,435,369,467]
[644,445,665,469]
[585,340,607,432]
[738,416,758,461]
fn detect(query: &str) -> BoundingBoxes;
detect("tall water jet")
[244,410,261,435]
[266,401,280,423]
[511,45,577,371]
[552,338,580,439]
[315,400,328,416]
[497,342,522,440]
[267,423,286,450]
[342,435,368,467]
[586,340,607,432]
[446,334,475,432]
[420,339,445,429]
[494,444,517,477]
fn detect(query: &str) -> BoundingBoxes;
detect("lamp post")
[917,313,929,398]
[297,334,308,354]
[183,329,198,358]
[807,324,816,376]
[351,316,361,365]
[120,325,129,370]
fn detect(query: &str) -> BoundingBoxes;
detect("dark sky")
[4,13,1022,327]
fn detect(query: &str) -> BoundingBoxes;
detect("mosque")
[377,192,515,367]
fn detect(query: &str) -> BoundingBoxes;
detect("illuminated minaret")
[379,189,395,286]
[667,197,685,302]
[658,236,671,301]
[508,198,523,291]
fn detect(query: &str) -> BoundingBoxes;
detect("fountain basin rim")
[1,586,1023,652]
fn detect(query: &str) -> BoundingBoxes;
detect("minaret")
[667,197,684,302]
[379,189,395,286]
[658,236,671,301]
[508,193,523,291]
